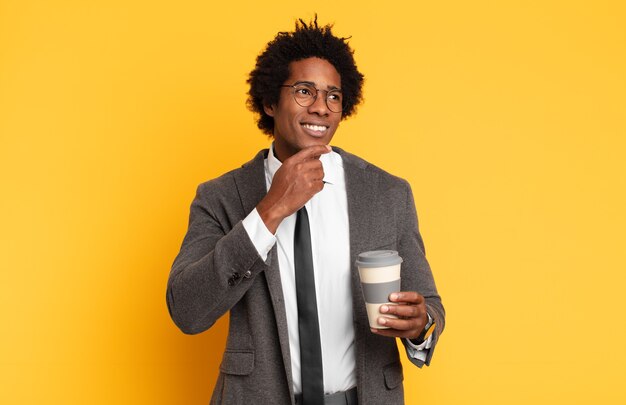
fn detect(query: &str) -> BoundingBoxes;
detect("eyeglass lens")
[292,84,343,112]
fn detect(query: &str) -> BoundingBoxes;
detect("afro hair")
[247,16,365,135]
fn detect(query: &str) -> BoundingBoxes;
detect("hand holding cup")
[371,291,428,340]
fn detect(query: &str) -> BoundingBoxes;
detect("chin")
[302,140,329,149]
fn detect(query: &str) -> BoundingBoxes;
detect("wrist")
[410,313,435,346]
[256,199,286,234]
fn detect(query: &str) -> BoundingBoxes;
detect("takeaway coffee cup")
[356,250,403,329]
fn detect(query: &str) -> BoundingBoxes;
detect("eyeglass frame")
[279,82,344,113]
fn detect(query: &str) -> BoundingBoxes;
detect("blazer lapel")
[232,149,295,400]
[233,149,268,216]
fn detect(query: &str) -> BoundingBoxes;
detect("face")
[264,57,342,161]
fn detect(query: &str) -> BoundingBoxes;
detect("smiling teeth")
[303,124,327,132]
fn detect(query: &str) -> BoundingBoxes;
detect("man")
[167,17,444,405]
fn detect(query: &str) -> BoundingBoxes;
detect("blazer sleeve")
[397,179,446,367]
[166,180,270,335]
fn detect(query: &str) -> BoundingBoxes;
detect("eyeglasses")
[280,83,344,113]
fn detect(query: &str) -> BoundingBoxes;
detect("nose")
[307,92,329,116]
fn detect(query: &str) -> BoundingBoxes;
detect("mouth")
[301,123,329,137]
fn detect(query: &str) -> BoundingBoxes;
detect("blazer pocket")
[220,350,254,376]
[382,361,404,390]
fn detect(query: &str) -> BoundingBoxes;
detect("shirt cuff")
[242,208,277,261]
[404,313,434,361]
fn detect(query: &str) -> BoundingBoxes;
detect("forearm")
[398,180,445,364]
[167,221,268,334]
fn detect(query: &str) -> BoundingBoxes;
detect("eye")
[295,86,314,96]
[327,91,343,103]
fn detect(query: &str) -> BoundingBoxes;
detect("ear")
[263,104,275,117]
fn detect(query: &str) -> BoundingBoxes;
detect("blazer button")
[243,270,252,278]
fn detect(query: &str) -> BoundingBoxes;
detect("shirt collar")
[267,144,343,186]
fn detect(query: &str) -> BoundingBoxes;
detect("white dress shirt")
[242,145,431,395]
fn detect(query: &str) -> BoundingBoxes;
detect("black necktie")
[294,207,324,405]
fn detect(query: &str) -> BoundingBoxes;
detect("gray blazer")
[167,147,445,404]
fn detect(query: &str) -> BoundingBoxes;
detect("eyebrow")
[293,80,342,91]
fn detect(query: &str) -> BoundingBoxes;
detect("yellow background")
[1,1,625,403]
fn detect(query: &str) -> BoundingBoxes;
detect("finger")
[370,325,416,339]
[370,328,413,339]
[296,160,325,181]
[289,160,323,181]
[292,144,332,162]
[310,165,325,180]
[389,291,424,304]
[380,303,422,319]
[376,316,419,331]
[298,158,324,171]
